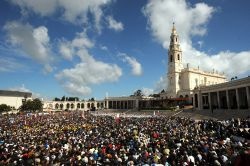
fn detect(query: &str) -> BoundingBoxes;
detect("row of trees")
[130,89,165,97]
[0,104,11,113]
[0,98,43,114]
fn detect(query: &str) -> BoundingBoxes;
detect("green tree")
[54,97,61,101]
[0,104,11,113]
[68,97,79,101]
[32,98,43,111]
[160,89,165,93]
[20,98,43,112]
[134,89,144,97]
[61,96,66,101]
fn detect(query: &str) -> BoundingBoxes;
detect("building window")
[176,37,177,42]
[178,54,180,60]
[170,55,173,62]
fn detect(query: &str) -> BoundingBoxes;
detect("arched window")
[66,103,70,109]
[60,104,63,109]
[77,103,80,108]
[178,54,180,60]
[81,103,84,108]
[87,103,90,108]
[176,37,177,42]
[71,103,74,109]
[55,103,59,109]
[195,78,198,87]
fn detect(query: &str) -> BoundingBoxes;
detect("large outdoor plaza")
[1,0,250,165]
[0,110,250,165]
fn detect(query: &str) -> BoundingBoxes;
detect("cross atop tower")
[172,22,176,34]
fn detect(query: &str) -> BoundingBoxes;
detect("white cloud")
[143,0,250,79]
[9,84,41,98]
[143,0,214,48]
[63,82,92,97]
[197,41,203,48]
[4,21,53,72]
[10,0,112,31]
[59,41,73,60]
[59,32,94,60]
[107,16,124,31]
[56,55,122,96]
[0,57,24,72]
[100,45,108,51]
[142,87,154,96]
[154,76,168,93]
[56,33,122,96]
[119,53,143,76]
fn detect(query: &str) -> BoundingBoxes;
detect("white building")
[43,100,105,112]
[163,24,226,99]
[0,90,32,110]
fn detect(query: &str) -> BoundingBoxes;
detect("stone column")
[246,86,250,109]
[236,88,240,109]
[208,92,211,110]
[217,91,221,109]
[135,99,139,110]
[193,94,196,109]
[198,92,202,110]
[112,101,115,109]
[121,101,124,109]
[226,90,230,110]
[106,99,109,109]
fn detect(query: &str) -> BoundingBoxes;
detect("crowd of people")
[0,111,250,165]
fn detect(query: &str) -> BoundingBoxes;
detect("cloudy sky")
[0,0,249,100]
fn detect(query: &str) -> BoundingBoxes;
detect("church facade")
[164,24,226,99]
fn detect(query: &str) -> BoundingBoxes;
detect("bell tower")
[167,23,183,97]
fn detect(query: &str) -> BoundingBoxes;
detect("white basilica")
[164,24,226,99]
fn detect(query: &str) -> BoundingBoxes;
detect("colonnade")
[44,101,104,111]
[105,99,139,110]
[194,85,250,110]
